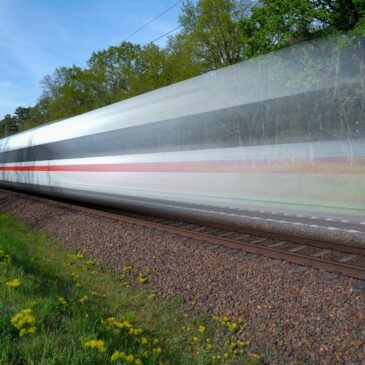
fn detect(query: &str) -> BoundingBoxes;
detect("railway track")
[2,188,365,281]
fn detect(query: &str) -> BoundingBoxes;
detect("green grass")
[0,212,263,365]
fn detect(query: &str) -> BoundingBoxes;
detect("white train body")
[1,36,364,219]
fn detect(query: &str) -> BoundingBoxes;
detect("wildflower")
[19,326,37,337]
[148,293,155,300]
[135,359,143,365]
[152,338,159,345]
[91,291,98,296]
[84,339,106,352]
[6,279,21,288]
[228,322,238,332]
[126,354,134,362]
[75,282,81,288]
[198,324,205,334]
[123,265,133,272]
[68,252,83,260]
[153,347,162,353]
[58,296,67,305]
[192,336,198,342]
[138,272,148,285]
[111,351,126,361]
[238,340,249,347]
[140,337,148,345]
[10,308,36,336]
[78,295,88,304]
[207,343,213,350]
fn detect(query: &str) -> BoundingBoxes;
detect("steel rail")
[37,197,365,281]
[127,209,365,256]
[1,188,365,280]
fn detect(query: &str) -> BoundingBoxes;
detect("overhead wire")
[151,25,183,43]
[122,0,183,42]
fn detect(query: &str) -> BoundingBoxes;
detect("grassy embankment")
[0,212,262,364]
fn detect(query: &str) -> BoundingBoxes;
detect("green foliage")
[0,212,262,364]
[178,0,249,70]
[0,0,364,134]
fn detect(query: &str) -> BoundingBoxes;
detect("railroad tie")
[336,254,357,263]
[288,245,307,253]
[268,241,287,248]
[312,249,331,257]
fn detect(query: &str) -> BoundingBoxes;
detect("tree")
[178,0,252,70]
[313,0,365,32]
[0,114,18,137]
[239,0,330,58]
[87,42,142,105]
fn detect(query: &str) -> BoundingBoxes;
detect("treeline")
[1,0,364,138]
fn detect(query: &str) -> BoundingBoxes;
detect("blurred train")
[1,35,364,221]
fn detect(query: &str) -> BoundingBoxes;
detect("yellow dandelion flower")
[122,265,133,272]
[207,343,213,350]
[78,295,88,304]
[68,252,83,260]
[138,272,148,285]
[238,340,249,347]
[6,279,21,288]
[140,337,148,345]
[153,347,162,353]
[135,359,143,365]
[126,354,134,362]
[228,322,238,332]
[192,336,198,342]
[58,296,67,305]
[130,327,143,336]
[19,326,37,337]
[111,351,126,361]
[84,339,106,352]
[198,324,205,333]
[152,338,159,345]
[148,293,155,300]
[11,308,35,330]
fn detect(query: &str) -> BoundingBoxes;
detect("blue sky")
[0,0,182,118]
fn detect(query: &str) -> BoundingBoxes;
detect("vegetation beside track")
[0,212,262,365]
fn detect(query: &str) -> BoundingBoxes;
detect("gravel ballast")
[1,188,364,364]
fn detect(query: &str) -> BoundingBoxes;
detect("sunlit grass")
[0,212,263,364]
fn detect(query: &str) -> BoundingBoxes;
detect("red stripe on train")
[0,158,364,173]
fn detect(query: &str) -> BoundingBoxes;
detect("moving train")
[1,36,364,223]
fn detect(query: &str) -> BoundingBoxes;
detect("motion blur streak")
[0,34,364,220]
